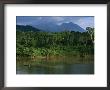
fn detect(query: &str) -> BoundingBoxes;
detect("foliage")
[16,27,94,57]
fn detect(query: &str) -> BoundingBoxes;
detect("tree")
[86,27,94,44]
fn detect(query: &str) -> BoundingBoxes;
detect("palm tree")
[86,27,94,44]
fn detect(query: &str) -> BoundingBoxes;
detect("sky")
[16,16,94,29]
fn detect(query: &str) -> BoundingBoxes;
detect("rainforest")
[16,26,94,58]
[16,16,94,74]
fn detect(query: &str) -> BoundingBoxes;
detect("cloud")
[16,16,94,29]
[74,17,94,29]
[51,17,64,22]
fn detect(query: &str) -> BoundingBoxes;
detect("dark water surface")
[16,56,94,74]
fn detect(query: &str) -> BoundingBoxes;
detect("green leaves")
[16,28,94,57]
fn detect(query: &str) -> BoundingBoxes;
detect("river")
[16,56,94,74]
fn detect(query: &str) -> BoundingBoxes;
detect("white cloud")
[51,17,64,21]
[17,16,94,29]
[38,17,42,20]
[74,17,94,29]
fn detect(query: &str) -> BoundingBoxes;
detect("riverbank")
[17,55,94,65]
[16,55,94,74]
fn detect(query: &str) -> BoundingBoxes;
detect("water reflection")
[16,56,94,74]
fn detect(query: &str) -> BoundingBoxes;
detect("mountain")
[59,22,85,32]
[16,25,41,32]
[16,22,86,32]
[32,22,85,32]
[33,22,59,32]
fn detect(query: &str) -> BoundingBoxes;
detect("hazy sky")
[16,16,94,29]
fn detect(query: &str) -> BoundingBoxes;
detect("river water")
[16,56,94,74]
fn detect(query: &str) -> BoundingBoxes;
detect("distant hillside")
[32,22,86,32]
[16,22,86,32]
[59,22,85,32]
[16,25,41,32]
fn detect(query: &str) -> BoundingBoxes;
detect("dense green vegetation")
[16,27,94,58]
[16,25,41,32]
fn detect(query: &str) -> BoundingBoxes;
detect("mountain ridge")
[32,22,85,32]
[16,22,86,32]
